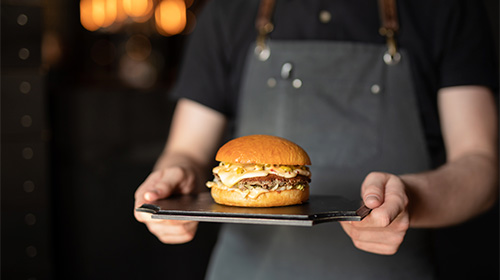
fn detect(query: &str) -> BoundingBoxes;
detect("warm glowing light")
[115,0,128,22]
[155,0,186,36]
[93,0,115,27]
[80,0,193,36]
[91,0,106,27]
[80,0,117,30]
[80,0,99,31]
[123,0,153,19]
[104,0,118,26]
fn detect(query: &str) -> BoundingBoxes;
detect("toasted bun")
[215,135,311,165]
[211,185,309,207]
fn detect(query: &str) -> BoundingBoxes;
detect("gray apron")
[206,6,435,280]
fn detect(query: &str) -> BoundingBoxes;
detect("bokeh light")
[80,0,117,30]
[125,34,152,61]
[80,0,192,36]
[155,0,186,36]
[123,0,154,22]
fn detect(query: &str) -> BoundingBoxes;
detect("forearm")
[152,98,227,188]
[402,152,498,228]
[154,150,206,172]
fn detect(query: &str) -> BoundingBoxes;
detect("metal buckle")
[379,27,401,65]
[255,41,271,61]
[255,22,274,61]
[383,51,401,65]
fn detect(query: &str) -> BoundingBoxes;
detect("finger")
[135,167,190,207]
[134,172,163,206]
[147,221,198,244]
[356,204,402,228]
[142,170,178,201]
[149,218,197,226]
[361,172,387,209]
[143,179,175,202]
[344,222,407,245]
[368,176,408,226]
[351,240,401,255]
[150,166,196,197]
[339,221,353,237]
[146,220,196,235]
[134,209,153,223]
[158,232,196,244]
[340,215,409,255]
[358,175,408,228]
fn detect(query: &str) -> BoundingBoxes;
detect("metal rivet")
[371,84,381,94]
[25,213,37,226]
[20,81,31,94]
[22,147,34,159]
[17,14,28,26]
[255,45,270,61]
[383,51,401,65]
[24,180,35,193]
[267,77,276,88]
[281,62,293,79]
[292,79,302,89]
[26,246,37,258]
[319,10,332,23]
[19,48,30,60]
[21,115,33,127]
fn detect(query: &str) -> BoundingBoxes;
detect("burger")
[206,135,311,207]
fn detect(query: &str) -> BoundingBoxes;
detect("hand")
[340,172,410,255]
[134,166,200,244]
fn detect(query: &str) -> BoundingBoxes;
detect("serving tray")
[136,192,370,226]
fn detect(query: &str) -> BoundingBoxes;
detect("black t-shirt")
[172,0,498,164]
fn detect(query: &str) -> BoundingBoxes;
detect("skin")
[340,86,498,254]
[135,86,498,255]
[134,98,226,244]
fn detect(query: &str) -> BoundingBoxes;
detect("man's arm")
[134,98,227,244]
[403,85,498,227]
[341,85,498,254]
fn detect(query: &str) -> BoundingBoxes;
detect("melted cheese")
[211,162,310,188]
[215,169,268,188]
[206,180,270,199]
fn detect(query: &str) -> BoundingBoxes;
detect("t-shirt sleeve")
[437,0,498,91]
[169,1,232,116]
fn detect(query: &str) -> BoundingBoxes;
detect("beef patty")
[236,174,311,189]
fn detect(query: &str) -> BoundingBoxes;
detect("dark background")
[1,0,499,279]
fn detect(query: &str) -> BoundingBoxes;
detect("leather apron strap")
[255,0,402,65]
[378,0,401,64]
[254,0,276,61]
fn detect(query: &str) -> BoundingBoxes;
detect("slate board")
[136,192,370,226]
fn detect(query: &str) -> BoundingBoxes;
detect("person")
[134,0,498,279]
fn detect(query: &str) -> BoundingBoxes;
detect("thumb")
[361,172,387,209]
[143,189,164,202]
[142,171,174,201]
[142,166,196,201]
[135,170,176,206]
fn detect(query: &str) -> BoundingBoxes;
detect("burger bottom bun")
[211,186,309,207]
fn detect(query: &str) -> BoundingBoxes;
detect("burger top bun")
[215,135,311,165]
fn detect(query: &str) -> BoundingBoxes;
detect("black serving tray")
[136,192,370,226]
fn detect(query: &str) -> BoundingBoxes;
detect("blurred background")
[1,0,498,279]
[2,0,221,279]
